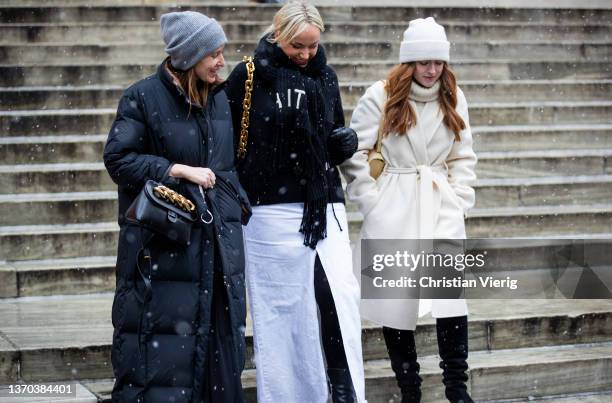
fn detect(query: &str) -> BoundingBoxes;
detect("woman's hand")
[329,127,358,152]
[328,127,358,165]
[170,164,216,188]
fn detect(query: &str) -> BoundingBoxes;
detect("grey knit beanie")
[160,11,227,70]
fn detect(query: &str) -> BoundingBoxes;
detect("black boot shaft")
[327,368,357,403]
[383,327,422,403]
[436,316,474,403]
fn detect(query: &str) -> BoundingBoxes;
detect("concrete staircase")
[0,1,611,402]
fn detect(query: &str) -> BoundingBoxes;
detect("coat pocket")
[447,186,465,211]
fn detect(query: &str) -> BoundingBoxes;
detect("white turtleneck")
[409,80,440,114]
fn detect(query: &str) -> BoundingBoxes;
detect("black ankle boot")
[436,316,474,403]
[383,327,422,403]
[327,368,356,403]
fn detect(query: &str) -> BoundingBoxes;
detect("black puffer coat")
[104,60,250,403]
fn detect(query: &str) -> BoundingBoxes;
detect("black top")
[224,37,350,207]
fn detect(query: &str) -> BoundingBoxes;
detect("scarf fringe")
[300,180,328,249]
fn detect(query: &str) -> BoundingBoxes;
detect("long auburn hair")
[166,60,223,111]
[381,62,465,141]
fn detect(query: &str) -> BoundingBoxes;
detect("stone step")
[351,204,612,239]
[0,109,116,137]
[0,191,117,226]
[2,146,611,195]
[0,294,609,386]
[3,206,612,262]
[2,41,609,65]
[1,121,610,164]
[3,174,612,229]
[2,124,610,164]
[0,256,115,298]
[346,79,612,106]
[6,146,610,191]
[81,380,612,403]
[1,21,609,44]
[4,0,608,4]
[347,204,612,239]
[1,5,610,24]
[0,0,251,3]
[3,59,609,87]
[2,101,611,137]
[471,175,612,208]
[0,163,114,195]
[0,0,239,4]
[485,392,612,403]
[0,222,118,262]
[467,101,612,127]
[59,350,612,402]
[0,41,391,64]
[476,148,612,178]
[458,204,612,237]
[474,124,612,152]
[0,135,106,164]
[2,0,608,6]
[356,343,612,402]
[3,233,612,298]
[4,80,612,111]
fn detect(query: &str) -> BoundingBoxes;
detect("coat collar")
[253,35,327,82]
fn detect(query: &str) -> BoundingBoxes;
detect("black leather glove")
[328,127,358,165]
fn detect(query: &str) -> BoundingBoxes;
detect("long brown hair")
[166,60,223,110]
[381,62,465,141]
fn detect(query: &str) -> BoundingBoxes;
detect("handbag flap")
[143,180,196,222]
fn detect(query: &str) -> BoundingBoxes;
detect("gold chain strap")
[153,185,196,213]
[237,55,255,159]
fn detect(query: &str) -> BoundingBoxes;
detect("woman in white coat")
[341,17,477,403]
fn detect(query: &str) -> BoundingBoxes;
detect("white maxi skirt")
[244,202,365,403]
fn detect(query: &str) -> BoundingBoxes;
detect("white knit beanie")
[399,17,450,63]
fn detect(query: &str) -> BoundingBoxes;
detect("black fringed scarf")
[253,36,333,248]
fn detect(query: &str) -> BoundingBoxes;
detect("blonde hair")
[264,1,325,44]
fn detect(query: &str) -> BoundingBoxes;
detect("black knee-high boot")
[436,316,474,403]
[382,327,422,403]
[314,255,356,403]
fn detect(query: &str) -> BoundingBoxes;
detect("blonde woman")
[341,18,477,403]
[225,1,365,402]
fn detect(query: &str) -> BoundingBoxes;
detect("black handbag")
[126,180,197,245]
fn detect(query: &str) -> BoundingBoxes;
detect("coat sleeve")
[339,81,385,216]
[327,68,353,166]
[103,87,173,192]
[446,87,477,212]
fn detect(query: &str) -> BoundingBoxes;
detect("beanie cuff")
[170,30,227,70]
[399,40,450,63]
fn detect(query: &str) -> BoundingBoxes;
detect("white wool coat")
[341,80,477,330]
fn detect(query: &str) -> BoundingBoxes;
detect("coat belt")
[384,164,447,238]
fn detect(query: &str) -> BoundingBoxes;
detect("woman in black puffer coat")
[103,11,250,403]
